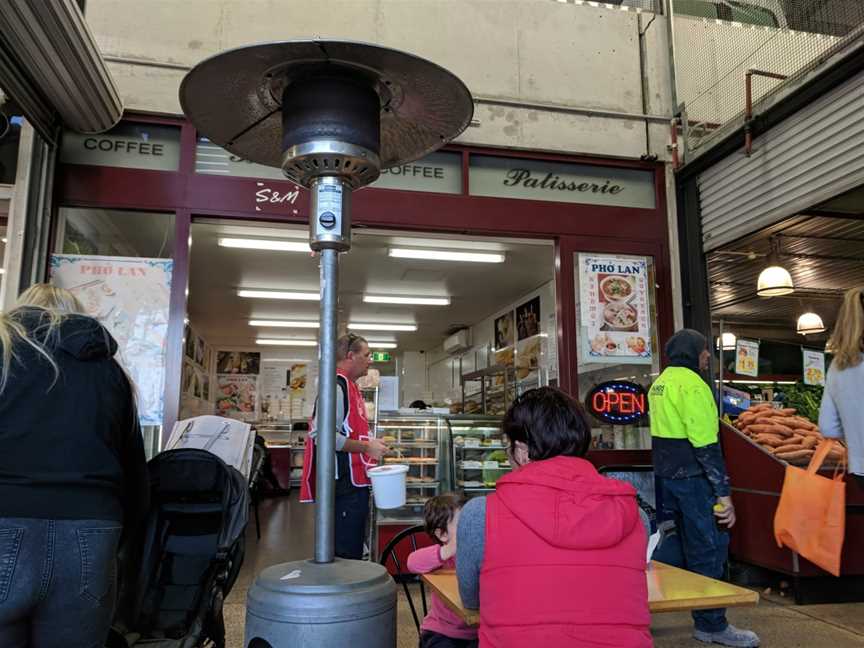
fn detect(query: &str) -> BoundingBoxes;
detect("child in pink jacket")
[407,493,478,648]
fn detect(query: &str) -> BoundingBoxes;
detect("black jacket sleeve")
[118,378,150,540]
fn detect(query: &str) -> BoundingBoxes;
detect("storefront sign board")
[60,123,181,171]
[50,254,173,426]
[196,138,462,194]
[470,156,655,209]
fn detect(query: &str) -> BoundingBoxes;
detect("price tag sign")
[483,461,500,470]
[464,438,481,448]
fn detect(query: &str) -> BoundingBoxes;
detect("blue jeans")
[654,477,730,634]
[335,488,370,560]
[0,518,122,648]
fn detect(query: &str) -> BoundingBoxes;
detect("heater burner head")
[179,40,474,189]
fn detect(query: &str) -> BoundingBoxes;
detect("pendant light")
[756,237,794,297]
[797,311,825,335]
[716,332,737,351]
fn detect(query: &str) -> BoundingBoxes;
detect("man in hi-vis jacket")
[650,329,760,648]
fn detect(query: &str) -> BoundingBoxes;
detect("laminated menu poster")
[803,349,826,386]
[165,415,255,478]
[579,254,652,364]
[735,339,759,377]
[50,254,173,426]
[216,374,258,419]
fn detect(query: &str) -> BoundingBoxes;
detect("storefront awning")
[0,0,122,143]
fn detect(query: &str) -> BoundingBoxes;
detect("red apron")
[300,372,375,502]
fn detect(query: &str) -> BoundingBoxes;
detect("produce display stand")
[720,422,864,602]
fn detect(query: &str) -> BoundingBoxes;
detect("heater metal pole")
[314,247,339,563]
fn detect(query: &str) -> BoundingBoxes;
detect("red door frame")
[52,114,672,447]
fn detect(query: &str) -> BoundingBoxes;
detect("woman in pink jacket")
[456,387,652,648]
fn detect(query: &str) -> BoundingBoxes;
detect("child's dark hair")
[423,492,466,544]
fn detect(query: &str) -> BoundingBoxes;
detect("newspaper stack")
[165,415,255,479]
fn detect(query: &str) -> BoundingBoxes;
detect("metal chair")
[248,438,267,540]
[378,524,431,634]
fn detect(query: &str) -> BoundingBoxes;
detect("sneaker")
[694,625,760,647]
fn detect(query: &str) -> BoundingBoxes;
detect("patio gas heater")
[180,41,473,646]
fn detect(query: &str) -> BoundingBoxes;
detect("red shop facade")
[51,114,674,469]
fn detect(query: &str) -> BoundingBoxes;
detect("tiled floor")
[226,494,864,647]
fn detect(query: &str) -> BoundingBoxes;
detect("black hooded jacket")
[0,310,149,526]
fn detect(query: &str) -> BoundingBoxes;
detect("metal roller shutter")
[698,70,864,252]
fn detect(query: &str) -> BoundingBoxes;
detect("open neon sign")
[586,381,648,425]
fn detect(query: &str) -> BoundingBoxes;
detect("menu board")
[579,254,652,364]
[735,339,760,377]
[50,254,173,426]
[802,349,826,386]
[260,365,288,400]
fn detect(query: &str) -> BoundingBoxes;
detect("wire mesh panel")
[673,0,864,153]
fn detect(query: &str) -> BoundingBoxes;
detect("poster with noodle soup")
[50,254,173,426]
[578,254,652,364]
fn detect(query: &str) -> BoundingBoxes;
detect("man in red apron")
[301,333,389,559]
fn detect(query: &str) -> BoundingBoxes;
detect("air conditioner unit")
[443,329,471,356]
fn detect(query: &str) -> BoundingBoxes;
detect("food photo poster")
[578,254,653,364]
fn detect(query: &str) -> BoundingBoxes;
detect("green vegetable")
[779,382,824,424]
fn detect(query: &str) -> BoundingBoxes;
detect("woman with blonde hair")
[0,283,149,647]
[820,286,864,482]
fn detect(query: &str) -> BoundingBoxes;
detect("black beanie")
[665,329,708,373]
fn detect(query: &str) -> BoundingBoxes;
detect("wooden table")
[421,561,759,626]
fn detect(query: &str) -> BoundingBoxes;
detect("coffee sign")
[469,155,655,209]
[371,152,461,194]
[60,123,181,171]
[196,139,462,195]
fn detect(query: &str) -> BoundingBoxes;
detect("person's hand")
[365,438,390,461]
[715,496,736,528]
[439,533,458,562]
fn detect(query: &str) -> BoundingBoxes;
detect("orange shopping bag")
[773,440,846,576]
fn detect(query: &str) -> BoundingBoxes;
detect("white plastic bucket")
[367,464,409,509]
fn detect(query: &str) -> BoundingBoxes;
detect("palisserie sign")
[470,155,655,209]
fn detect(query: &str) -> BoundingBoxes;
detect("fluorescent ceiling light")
[249,320,320,328]
[219,237,311,252]
[368,342,398,349]
[349,322,418,332]
[256,339,318,346]
[363,295,450,306]
[238,289,319,301]
[0,268,4,274]
[262,358,313,362]
[389,248,505,263]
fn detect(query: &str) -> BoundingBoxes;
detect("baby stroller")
[108,448,250,648]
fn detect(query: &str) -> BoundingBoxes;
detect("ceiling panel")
[707,213,864,342]
[188,221,555,352]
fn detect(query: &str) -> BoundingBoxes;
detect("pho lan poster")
[50,254,173,426]
[578,254,652,364]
